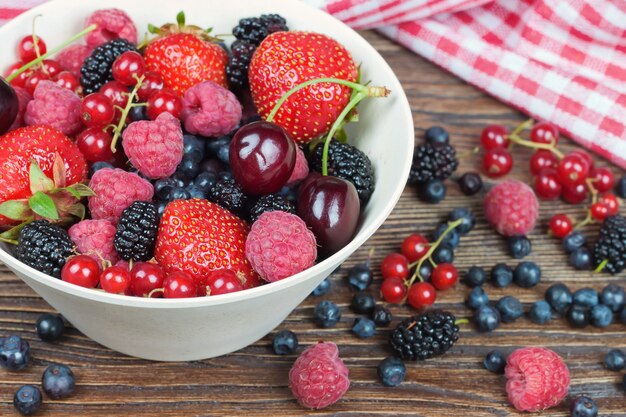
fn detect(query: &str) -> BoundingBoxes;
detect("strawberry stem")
[110,74,146,152]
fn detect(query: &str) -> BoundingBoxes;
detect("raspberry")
[122,112,184,179]
[55,44,93,79]
[88,168,154,224]
[287,146,309,185]
[245,211,316,282]
[484,180,539,237]
[84,8,138,48]
[68,219,118,265]
[180,81,242,137]
[505,347,570,412]
[8,87,31,132]
[24,81,82,135]
[289,342,350,409]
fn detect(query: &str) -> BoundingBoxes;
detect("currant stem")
[510,118,534,137]
[594,259,608,273]
[457,146,480,160]
[508,133,565,159]
[110,74,146,152]
[454,318,469,326]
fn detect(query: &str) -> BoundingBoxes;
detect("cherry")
[81,93,115,128]
[534,168,562,200]
[530,121,558,145]
[557,153,590,187]
[381,253,409,280]
[549,214,572,238]
[482,147,513,178]
[100,266,131,294]
[598,193,619,216]
[61,255,100,288]
[570,150,594,172]
[54,71,80,93]
[130,262,165,297]
[380,277,407,304]
[431,263,458,290]
[561,182,588,204]
[146,88,182,120]
[18,35,47,62]
[163,271,198,298]
[0,78,18,134]
[76,128,114,162]
[590,202,609,221]
[137,72,164,101]
[41,60,62,79]
[297,174,360,257]
[480,124,509,150]
[229,121,296,195]
[201,269,245,296]
[589,167,615,193]
[24,70,50,95]
[407,282,436,309]
[529,150,559,176]
[401,233,429,263]
[112,51,145,86]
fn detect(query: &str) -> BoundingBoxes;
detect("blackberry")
[226,40,257,90]
[114,201,159,262]
[408,143,458,185]
[259,14,289,34]
[232,14,288,45]
[207,178,249,218]
[390,310,459,361]
[249,194,295,223]
[593,214,626,274]
[80,38,137,94]
[15,220,74,278]
[309,139,375,203]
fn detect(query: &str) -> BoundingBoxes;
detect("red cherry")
[163,271,198,298]
[24,70,50,95]
[570,150,594,172]
[598,193,619,215]
[480,124,509,150]
[430,263,458,290]
[130,262,165,297]
[54,71,80,93]
[18,35,47,62]
[81,93,115,128]
[549,214,572,238]
[381,253,409,280]
[557,153,590,187]
[529,150,559,176]
[590,203,609,221]
[589,167,615,193]
[561,182,589,204]
[61,255,100,288]
[137,72,164,101]
[407,282,436,309]
[380,277,407,304]
[534,168,562,200]
[146,88,182,120]
[401,234,429,263]
[111,51,146,86]
[530,121,558,145]
[5,62,29,88]
[482,147,513,178]
[201,269,245,296]
[41,59,62,79]
[100,266,131,294]
[76,128,114,162]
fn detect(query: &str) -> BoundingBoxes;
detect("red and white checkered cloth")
[2,0,626,169]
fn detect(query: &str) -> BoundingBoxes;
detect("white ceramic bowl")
[0,0,413,361]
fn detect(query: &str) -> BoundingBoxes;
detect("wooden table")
[1,31,625,417]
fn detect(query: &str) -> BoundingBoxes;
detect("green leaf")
[66,203,86,220]
[335,128,348,143]
[64,183,96,198]
[147,23,160,35]
[0,222,30,244]
[29,159,54,194]
[0,200,31,220]
[28,192,59,220]
[176,11,185,27]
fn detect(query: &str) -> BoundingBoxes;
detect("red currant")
[589,167,615,193]
[549,214,572,238]
[381,253,409,280]
[570,150,594,172]
[130,262,165,297]
[76,128,114,162]
[5,62,29,88]
[111,51,146,86]
[407,282,436,309]
[557,153,590,187]
[61,255,100,288]
[201,269,244,296]
[101,81,129,120]
[529,150,559,176]
[561,182,589,204]
[590,203,609,221]
[598,193,619,216]
[81,93,115,128]
[41,59,62,79]
[146,88,182,120]
[530,121,558,145]
[54,71,80,93]
[18,35,47,62]
[137,72,164,101]
[380,277,407,303]
[24,70,50,95]
[431,263,458,290]
[401,234,429,263]
[163,271,198,298]
[480,124,509,150]
[534,168,562,200]
[482,147,513,178]
[100,266,131,294]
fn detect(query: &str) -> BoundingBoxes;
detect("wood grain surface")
[0,31,625,417]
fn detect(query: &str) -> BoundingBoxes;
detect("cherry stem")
[6,24,97,83]
[594,259,608,273]
[110,74,146,152]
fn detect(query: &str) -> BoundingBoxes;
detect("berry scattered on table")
[463,266,487,287]
[457,171,483,196]
[313,300,341,328]
[568,305,590,328]
[36,314,65,342]
[490,263,513,288]
[495,296,523,323]
[418,179,447,204]
[377,356,406,387]
[507,235,532,259]
[484,180,539,237]
[603,349,625,372]
[390,310,460,361]
[352,317,376,338]
[272,330,298,355]
[573,288,599,309]
[513,261,541,288]
[371,305,392,327]
[545,283,573,315]
[569,247,592,270]
[42,364,75,399]
[562,231,586,254]
[600,284,625,312]
[408,142,458,186]
[474,305,501,332]
[13,385,42,416]
[483,350,506,374]
[350,291,376,315]
[311,278,331,297]
[0,335,30,371]
[529,301,552,324]
[347,261,373,292]
[570,396,598,417]
[590,304,613,328]
[466,287,489,310]
[593,215,626,274]
[407,281,437,309]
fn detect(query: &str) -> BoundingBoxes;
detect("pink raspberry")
[55,44,93,78]
[88,168,154,224]
[122,112,184,179]
[287,146,309,185]
[505,347,570,412]
[84,8,138,48]
[245,211,317,282]
[181,81,242,137]
[289,342,350,409]
[68,219,118,265]
[24,81,83,135]
[8,87,31,132]
[484,180,539,236]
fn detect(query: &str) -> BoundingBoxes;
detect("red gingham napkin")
[2,0,626,169]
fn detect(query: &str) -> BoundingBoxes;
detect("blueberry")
[568,305,590,328]
[418,179,446,203]
[570,395,598,417]
[313,300,341,328]
[448,207,475,235]
[194,171,218,193]
[569,247,592,270]
[129,105,149,121]
[169,186,191,201]
[424,126,449,146]
[183,134,205,159]
[216,143,230,165]
[483,350,506,374]
[600,284,625,313]
[352,317,376,338]
[36,313,64,342]
[464,266,486,287]
[206,135,231,157]
[0,335,30,371]
[88,161,114,178]
[186,185,206,199]
[418,262,433,281]
[491,263,513,288]
[545,283,573,315]
[432,243,454,264]
[603,349,625,371]
[458,172,483,196]
[513,261,541,288]
[218,171,233,181]
[13,385,42,416]
[377,356,406,387]
[466,287,489,310]
[616,174,626,199]
[507,235,531,259]
[347,263,373,291]
[199,158,224,174]
[563,232,586,254]
[573,288,599,308]
[371,305,392,327]
[474,305,500,332]
[590,304,613,328]
[42,364,75,399]
[311,278,331,296]
[433,223,460,248]
[176,156,200,179]
[496,296,523,323]
[272,330,298,355]
[528,300,551,324]
[351,291,376,314]
[156,201,168,218]
[154,178,180,201]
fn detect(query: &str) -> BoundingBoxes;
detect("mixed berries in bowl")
[0,0,413,360]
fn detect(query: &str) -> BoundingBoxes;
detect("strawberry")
[154,199,262,289]
[144,12,228,94]
[249,31,358,144]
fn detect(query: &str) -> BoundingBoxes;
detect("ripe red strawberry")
[249,31,358,144]
[154,199,262,289]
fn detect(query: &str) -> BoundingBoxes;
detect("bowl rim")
[0,0,414,309]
